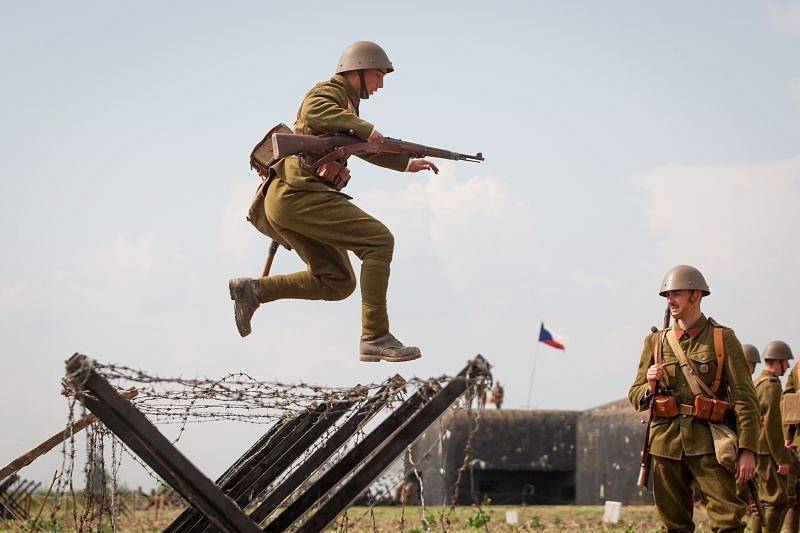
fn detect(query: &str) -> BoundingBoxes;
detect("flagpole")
[527,339,541,408]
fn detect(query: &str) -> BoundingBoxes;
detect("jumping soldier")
[749,341,792,532]
[629,265,760,532]
[229,41,439,362]
[781,342,800,532]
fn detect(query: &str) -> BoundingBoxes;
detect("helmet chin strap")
[358,70,369,100]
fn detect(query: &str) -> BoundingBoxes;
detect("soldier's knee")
[322,273,357,301]
[374,225,394,261]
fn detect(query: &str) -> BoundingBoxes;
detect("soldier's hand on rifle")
[407,159,439,174]
[736,449,756,485]
[368,129,384,143]
[786,439,794,448]
[646,363,664,392]
[779,464,790,476]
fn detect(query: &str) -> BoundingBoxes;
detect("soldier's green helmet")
[742,344,761,364]
[762,340,794,360]
[336,41,394,74]
[658,265,710,297]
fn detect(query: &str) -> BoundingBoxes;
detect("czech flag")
[538,323,565,350]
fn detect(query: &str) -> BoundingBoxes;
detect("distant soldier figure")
[491,382,504,410]
[476,380,487,409]
[629,265,759,532]
[229,41,439,362]
[749,341,792,532]
[781,343,800,532]
[744,344,761,376]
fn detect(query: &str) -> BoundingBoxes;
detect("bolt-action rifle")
[637,307,670,489]
[271,133,484,174]
[257,133,484,277]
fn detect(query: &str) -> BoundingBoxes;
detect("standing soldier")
[629,265,759,532]
[749,341,792,532]
[229,41,440,361]
[491,382,504,410]
[744,344,761,376]
[782,342,800,532]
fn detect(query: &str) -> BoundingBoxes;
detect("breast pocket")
[688,350,717,388]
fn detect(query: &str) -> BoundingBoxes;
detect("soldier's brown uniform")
[629,315,760,532]
[749,370,790,532]
[258,74,410,337]
[784,365,800,532]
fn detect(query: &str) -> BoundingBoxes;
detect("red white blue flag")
[538,322,565,350]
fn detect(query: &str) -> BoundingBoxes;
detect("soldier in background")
[749,342,792,532]
[629,265,759,532]
[490,382,504,409]
[781,342,800,532]
[744,344,761,376]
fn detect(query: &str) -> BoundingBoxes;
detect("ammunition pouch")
[693,395,729,423]
[782,393,800,425]
[299,157,351,191]
[653,395,678,418]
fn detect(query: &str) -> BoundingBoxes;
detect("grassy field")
[0,504,716,532]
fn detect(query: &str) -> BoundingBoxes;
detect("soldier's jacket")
[784,364,800,446]
[271,74,410,195]
[629,315,760,460]
[755,369,791,465]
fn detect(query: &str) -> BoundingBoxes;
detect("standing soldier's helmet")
[658,265,711,297]
[762,340,794,360]
[742,344,761,364]
[336,41,394,74]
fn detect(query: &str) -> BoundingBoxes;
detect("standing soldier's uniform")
[781,342,800,532]
[737,345,760,510]
[229,41,428,362]
[629,265,760,532]
[491,382,504,410]
[749,342,793,532]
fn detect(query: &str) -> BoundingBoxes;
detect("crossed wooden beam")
[63,353,490,533]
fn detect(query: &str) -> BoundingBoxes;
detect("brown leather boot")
[228,278,260,337]
[359,333,421,363]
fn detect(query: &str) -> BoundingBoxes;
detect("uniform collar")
[673,314,707,340]
[332,74,361,113]
[760,369,776,378]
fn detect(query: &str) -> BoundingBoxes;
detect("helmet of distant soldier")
[658,265,710,297]
[742,344,761,364]
[336,41,394,74]
[762,340,794,360]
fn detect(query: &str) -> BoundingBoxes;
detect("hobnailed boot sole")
[359,352,422,363]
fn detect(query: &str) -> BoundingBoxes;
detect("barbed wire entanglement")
[21,353,492,532]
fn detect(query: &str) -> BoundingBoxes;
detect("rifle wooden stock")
[637,308,671,489]
[271,133,484,172]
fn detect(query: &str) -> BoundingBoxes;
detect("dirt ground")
[0,504,717,532]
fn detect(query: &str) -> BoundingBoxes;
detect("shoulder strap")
[711,326,725,394]
[666,329,716,398]
[753,376,770,389]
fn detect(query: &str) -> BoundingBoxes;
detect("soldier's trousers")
[749,454,788,533]
[783,451,800,533]
[258,179,394,337]
[652,454,746,533]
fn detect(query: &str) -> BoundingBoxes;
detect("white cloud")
[217,181,262,262]
[768,0,800,34]
[359,165,533,290]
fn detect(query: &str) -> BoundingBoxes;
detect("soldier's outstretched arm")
[723,329,760,453]
[629,334,655,411]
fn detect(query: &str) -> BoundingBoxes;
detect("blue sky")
[2,1,800,488]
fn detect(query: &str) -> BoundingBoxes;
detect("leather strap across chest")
[665,327,726,398]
